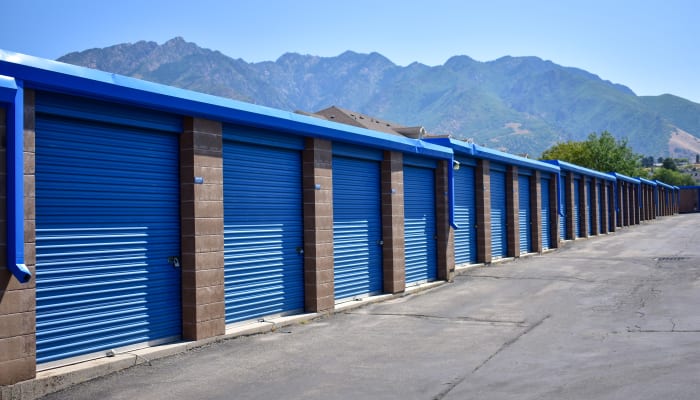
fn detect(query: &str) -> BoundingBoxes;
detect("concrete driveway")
[40,214,700,400]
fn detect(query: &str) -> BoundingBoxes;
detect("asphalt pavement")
[40,214,700,400]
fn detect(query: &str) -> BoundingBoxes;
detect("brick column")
[579,179,589,238]
[381,151,405,294]
[549,175,560,248]
[590,178,599,235]
[435,160,455,281]
[180,117,225,341]
[600,182,609,234]
[530,171,542,253]
[302,138,334,312]
[475,160,491,264]
[506,166,519,257]
[0,91,37,385]
[565,173,576,239]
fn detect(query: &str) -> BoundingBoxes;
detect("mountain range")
[57,37,700,158]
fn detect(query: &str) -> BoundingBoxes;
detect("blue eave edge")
[472,144,560,173]
[423,138,474,156]
[609,172,640,184]
[542,159,614,181]
[638,177,657,186]
[0,49,452,160]
[655,180,674,189]
[0,76,31,283]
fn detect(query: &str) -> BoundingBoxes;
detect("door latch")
[168,256,181,268]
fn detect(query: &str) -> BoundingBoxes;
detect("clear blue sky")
[1,0,699,103]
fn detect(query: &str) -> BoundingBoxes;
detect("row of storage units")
[0,49,682,384]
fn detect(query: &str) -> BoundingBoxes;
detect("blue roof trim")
[638,177,657,186]
[655,180,674,189]
[0,49,453,160]
[679,185,700,189]
[0,75,17,103]
[472,144,559,173]
[424,138,475,156]
[609,172,640,184]
[541,159,612,180]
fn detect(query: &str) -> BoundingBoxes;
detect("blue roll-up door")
[541,177,551,250]
[404,164,437,284]
[454,164,477,265]
[597,182,603,234]
[490,169,507,258]
[332,155,382,301]
[558,175,569,240]
[573,178,581,238]
[518,175,531,254]
[586,180,593,236]
[223,134,304,324]
[35,93,182,366]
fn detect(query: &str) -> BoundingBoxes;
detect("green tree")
[651,168,696,186]
[540,131,645,177]
[662,157,677,171]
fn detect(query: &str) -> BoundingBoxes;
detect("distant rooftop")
[298,106,430,139]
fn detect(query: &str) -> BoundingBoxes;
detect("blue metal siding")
[518,175,531,254]
[559,175,567,240]
[35,111,181,365]
[223,140,304,323]
[490,169,507,258]
[404,165,437,284]
[332,156,382,300]
[573,178,581,238]
[597,182,603,234]
[454,164,477,264]
[541,177,551,250]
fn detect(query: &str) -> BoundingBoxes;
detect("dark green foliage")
[58,37,700,158]
[651,168,696,186]
[662,158,678,171]
[540,131,645,177]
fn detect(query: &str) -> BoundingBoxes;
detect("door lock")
[168,256,181,268]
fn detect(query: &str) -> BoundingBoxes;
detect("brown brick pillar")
[549,175,560,248]
[590,178,599,235]
[0,91,37,385]
[506,166,519,257]
[579,178,589,237]
[530,171,542,253]
[600,182,609,234]
[180,118,225,341]
[435,160,455,281]
[475,160,491,264]
[565,173,576,239]
[381,151,405,294]
[302,138,334,312]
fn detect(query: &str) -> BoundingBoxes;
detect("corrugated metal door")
[454,164,477,265]
[404,164,437,284]
[559,174,568,240]
[223,129,304,324]
[586,180,593,236]
[597,182,603,234]
[573,178,581,238]
[332,155,382,301]
[518,175,531,254]
[541,177,551,250]
[35,93,182,366]
[490,168,507,258]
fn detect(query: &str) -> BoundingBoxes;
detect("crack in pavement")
[344,312,526,326]
[431,314,551,400]
[462,274,595,283]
